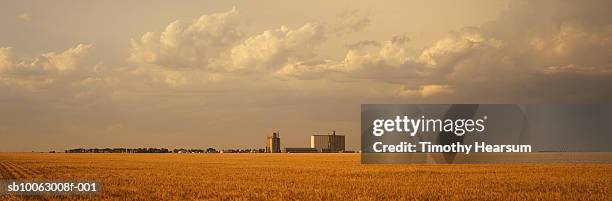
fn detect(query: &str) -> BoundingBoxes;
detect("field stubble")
[0,153,610,200]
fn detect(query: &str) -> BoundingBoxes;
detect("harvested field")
[0,153,610,200]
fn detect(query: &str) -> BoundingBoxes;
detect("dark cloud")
[283,0,612,101]
[345,40,381,49]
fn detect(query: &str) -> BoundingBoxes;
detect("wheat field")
[0,153,610,200]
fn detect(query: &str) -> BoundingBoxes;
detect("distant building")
[310,131,345,152]
[266,131,281,153]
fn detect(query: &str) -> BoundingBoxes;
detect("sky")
[1,0,611,151]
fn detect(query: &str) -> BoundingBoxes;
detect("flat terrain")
[0,153,610,200]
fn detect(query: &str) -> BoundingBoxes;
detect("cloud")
[334,9,370,34]
[0,44,110,109]
[345,40,380,49]
[126,1,612,102]
[129,7,242,69]
[130,8,328,76]
[416,0,612,102]
[224,23,325,72]
[0,44,113,114]
[0,44,95,88]
[17,12,31,22]
[0,44,114,140]
[396,85,454,97]
[277,0,612,102]
[0,48,14,71]
[277,34,424,82]
[418,27,502,67]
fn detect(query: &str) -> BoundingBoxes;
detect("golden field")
[0,153,610,200]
